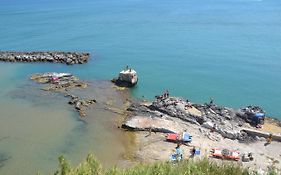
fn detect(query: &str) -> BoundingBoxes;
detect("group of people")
[171,143,199,162]
[172,143,184,162]
[155,90,170,101]
[125,65,132,72]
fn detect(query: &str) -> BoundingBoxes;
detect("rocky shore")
[30,72,96,117]
[122,94,281,173]
[0,51,90,65]
[13,70,281,173]
[124,97,254,141]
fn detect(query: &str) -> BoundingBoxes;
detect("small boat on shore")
[211,148,240,161]
[112,66,138,87]
[166,132,192,143]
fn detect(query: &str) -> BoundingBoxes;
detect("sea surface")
[0,0,281,174]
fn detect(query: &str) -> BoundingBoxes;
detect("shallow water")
[1,0,281,174]
[0,75,134,174]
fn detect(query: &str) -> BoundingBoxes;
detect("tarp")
[255,113,265,118]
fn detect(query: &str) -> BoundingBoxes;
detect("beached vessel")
[112,66,138,87]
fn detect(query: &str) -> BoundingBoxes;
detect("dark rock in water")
[0,51,90,65]
[111,78,137,87]
[64,92,97,117]
[30,72,88,91]
[30,72,96,117]
[75,101,82,110]
[0,153,11,168]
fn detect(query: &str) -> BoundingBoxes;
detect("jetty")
[0,51,90,65]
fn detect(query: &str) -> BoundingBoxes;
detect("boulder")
[202,121,214,129]
[122,115,184,133]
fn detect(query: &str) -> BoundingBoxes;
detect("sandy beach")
[133,123,281,173]
[121,97,281,174]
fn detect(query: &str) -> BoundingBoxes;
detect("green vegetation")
[49,154,277,175]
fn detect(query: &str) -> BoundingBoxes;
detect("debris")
[242,152,254,162]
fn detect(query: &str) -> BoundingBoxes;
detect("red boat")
[166,132,192,142]
[211,148,240,161]
[166,133,179,141]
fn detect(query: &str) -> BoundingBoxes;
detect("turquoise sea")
[1,0,281,116]
[0,0,281,174]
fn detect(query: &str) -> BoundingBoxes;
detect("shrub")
[50,154,277,175]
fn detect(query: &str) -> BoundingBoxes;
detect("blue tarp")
[195,149,200,155]
[182,133,192,142]
[255,113,265,118]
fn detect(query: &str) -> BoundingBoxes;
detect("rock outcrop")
[122,115,182,133]
[30,72,96,117]
[30,72,88,91]
[65,93,96,117]
[123,95,264,141]
[0,51,90,65]
[111,67,138,87]
[151,97,202,125]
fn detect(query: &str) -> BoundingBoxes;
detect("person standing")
[175,143,183,161]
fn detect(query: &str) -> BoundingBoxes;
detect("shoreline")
[1,69,280,173]
[121,95,281,173]
[0,72,137,174]
[27,71,281,172]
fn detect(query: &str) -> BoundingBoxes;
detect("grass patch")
[45,154,278,175]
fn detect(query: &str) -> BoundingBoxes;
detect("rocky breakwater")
[0,51,90,65]
[30,72,96,117]
[122,94,271,141]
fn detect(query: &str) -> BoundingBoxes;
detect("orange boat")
[166,132,192,143]
[211,148,240,161]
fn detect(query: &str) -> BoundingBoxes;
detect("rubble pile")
[0,51,90,65]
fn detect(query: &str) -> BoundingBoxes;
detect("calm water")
[0,0,281,173]
[0,71,134,174]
